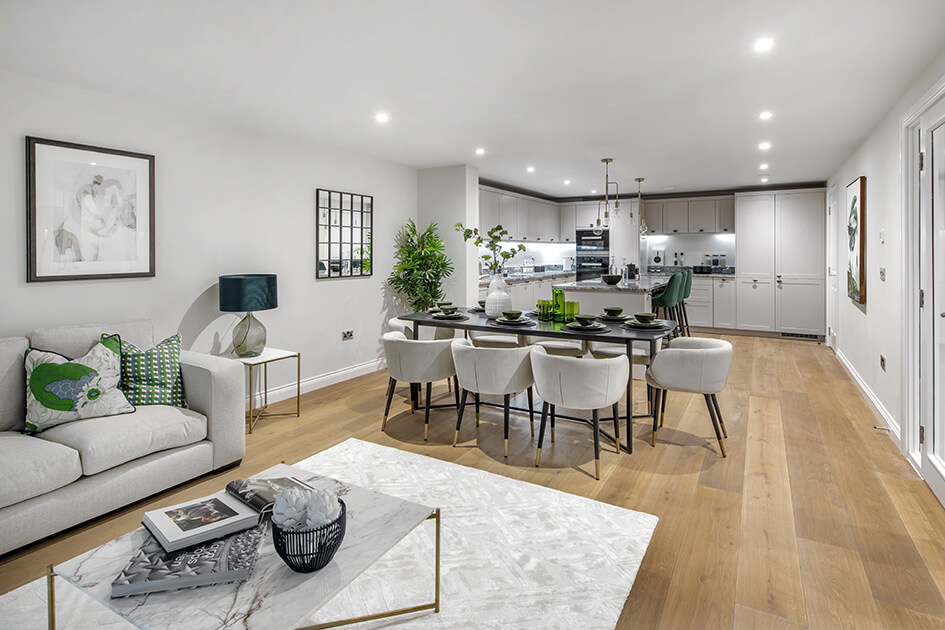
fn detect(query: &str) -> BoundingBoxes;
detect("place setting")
[432,303,469,321]
[468,299,486,313]
[564,313,610,333]
[622,311,670,330]
[597,306,631,322]
[488,309,537,327]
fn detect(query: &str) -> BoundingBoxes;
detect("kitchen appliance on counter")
[575,229,609,281]
[563,256,574,271]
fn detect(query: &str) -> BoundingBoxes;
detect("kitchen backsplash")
[642,233,735,267]
[481,241,576,270]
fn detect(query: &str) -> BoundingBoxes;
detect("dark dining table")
[398,307,677,453]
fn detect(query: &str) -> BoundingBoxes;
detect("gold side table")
[235,347,301,433]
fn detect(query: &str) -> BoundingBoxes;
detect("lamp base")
[233,312,267,357]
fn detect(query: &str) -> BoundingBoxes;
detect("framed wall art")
[27,137,155,282]
[315,188,373,279]
[846,175,866,304]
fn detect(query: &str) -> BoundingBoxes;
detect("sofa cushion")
[29,320,153,363]
[0,337,29,432]
[25,335,135,432]
[38,405,207,476]
[0,431,82,509]
[109,333,187,408]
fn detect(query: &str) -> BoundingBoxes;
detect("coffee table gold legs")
[297,509,442,630]
[46,565,55,630]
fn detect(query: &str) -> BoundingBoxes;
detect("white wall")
[828,46,945,432]
[417,165,478,306]
[0,70,418,394]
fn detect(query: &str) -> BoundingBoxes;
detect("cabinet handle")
[723,228,729,232]
[673,229,678,233]
[699,229,704,232]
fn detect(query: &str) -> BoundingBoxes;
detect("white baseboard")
[248,358,386,408]
[835,350,901,447]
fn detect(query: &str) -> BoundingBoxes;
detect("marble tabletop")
[551,277,669,293]
[53,464,434,630]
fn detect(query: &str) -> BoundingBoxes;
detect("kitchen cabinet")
[559,205,575,242]
[479,190,500,233]
[777,279,826,335]
[687,200,717,233]
[713,277,737,329]
[538,202,559,242]
[517,199,540,241]
[575,203,598,230]
[735,194,776,279]
[499,194,519,240]
[643,202,663,234]
[662,201,689,234]
[686,277,715,327]
[775,191,826,334]
[736,278,776,331]
[717,197,735,233]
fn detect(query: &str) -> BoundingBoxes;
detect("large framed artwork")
[846,176,866,304]
[27,137,155,282]
[315,188,373,279]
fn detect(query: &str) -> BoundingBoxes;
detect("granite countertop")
[552,277,669,293]
[479,271,575,287]
[649,273,736,279]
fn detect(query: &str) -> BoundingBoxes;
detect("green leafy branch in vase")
[454,223,525,274]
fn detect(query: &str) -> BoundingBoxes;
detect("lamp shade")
[219,274,278,312]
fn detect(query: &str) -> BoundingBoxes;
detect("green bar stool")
[651,272,683,337]
[679,269,693,337]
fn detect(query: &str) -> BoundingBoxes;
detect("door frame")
[901,72,945,475]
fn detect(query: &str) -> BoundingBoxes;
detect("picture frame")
[27,136,155,282]
[315,188,373,279]
[845,176,866,304]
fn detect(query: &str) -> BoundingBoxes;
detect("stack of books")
[110,477,312,598]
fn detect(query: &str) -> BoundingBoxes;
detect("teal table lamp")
[219,274,278,357]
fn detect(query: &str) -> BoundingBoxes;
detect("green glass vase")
[233,312,267,357]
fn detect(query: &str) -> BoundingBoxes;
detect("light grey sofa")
[0,320,245,555]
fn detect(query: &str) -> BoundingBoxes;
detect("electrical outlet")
[879,266,886,281]
[880,355,886,372]
[342,330,354,341]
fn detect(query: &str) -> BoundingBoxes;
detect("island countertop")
[552,277,668,293]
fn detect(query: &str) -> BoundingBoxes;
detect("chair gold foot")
[381,415,388,432]
[475,412,480,427]
[615,441,621,454]
[530,420,534,437]
[504,438,508,458]
[447,379,452,392]
[595,458,600,480]
[535,447,542,467]
[551,426,555,442]
[651,430,656,447]
[719,420,728,438]
[718,439,727,458]
[452,430,459,447]
[424,425,429,441]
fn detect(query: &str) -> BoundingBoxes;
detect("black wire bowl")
[272,499,346,573]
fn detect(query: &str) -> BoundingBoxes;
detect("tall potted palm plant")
[388,220,453,312]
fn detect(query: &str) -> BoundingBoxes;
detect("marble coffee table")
[47,464,440,630]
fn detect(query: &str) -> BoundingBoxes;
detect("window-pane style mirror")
[316,188,373,279]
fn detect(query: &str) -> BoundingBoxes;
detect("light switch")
[879,267,886,281]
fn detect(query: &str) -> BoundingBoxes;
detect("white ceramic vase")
[484,273,512,318]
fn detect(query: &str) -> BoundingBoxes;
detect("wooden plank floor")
[3,335,945,629]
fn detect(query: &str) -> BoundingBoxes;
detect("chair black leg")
[423,381,432,441]
[503,393,511,458]
[704,394,727,457]
[536,401,549,467]
[382,378,396,431]
[453,375,460,415]
[453,389,469,446]
[612,402,621,453]
[527,386,535,437]
[711,394,728,438]
[660,389,668,425]
[475,392,481,426]
[410,383,418,414]
[652,389,662,447]
[592,409,601,480]
[550,404,556,442]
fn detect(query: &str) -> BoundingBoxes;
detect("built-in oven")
[575,230,609,281]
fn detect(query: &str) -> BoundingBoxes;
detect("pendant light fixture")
[636,177,647,236]
[592,158,619,236]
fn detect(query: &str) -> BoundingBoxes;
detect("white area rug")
[0,439,657,629]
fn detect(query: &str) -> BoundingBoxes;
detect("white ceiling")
[4,0,945,197]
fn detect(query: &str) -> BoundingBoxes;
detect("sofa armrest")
[179,350,245,469]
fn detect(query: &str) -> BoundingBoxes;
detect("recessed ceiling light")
[90,162,96,166]
[754,37,774,53]
[591,189,598,194]
[475,147,485,156]
[375,112,389,123]
[758,141,771,151]
[526,166,535,173]
[564,179,571,185]
[760,163,769,170]
[759,111,773,120]
[761,176,769,183]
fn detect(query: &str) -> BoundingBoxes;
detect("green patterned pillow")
[108,333,186,407]
[25,335,135,432]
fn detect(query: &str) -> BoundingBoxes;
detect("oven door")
[576,257,607,281]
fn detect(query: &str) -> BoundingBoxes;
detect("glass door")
[920,100,945,505]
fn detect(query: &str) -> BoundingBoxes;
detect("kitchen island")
[552,277,668,316]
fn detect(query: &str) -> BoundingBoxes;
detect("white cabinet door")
[713,278,737,328]
[540,203,559,242]
[776,191,825,280]
[662,201,689,234]
[559,205,575,242]
[736,194,776,279]
[736,278,776,331]
[643,202,663,234]
[479,189,500,233]
[687,200,717,233]
[689,277,714,301]
[777,279,826,335]
[517,200,537,242]
[686,302,714,328]
[509,283,526,310]
[499,194,518,240]
[717,197,735,233]
[575,203,598,230]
